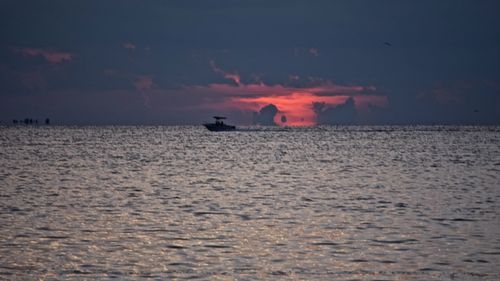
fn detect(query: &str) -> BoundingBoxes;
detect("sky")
[1,0,499,125]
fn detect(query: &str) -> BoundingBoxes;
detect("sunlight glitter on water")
[0,125,499,280]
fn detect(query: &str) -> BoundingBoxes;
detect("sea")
[0,125,499,280]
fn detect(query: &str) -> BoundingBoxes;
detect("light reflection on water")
[0,125,499,280]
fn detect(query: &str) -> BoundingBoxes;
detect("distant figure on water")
[10,117,49,125]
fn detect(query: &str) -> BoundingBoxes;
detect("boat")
[203,116,236,131]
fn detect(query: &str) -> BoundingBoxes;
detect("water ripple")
[0,125,499,280]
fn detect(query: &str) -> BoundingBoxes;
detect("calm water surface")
[1,126,499,280]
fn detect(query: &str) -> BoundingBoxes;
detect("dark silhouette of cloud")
[313,97,357,125]
[253,104,278,126]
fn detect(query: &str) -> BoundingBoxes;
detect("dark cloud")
[0,0,499,124]
[313,97,357,125]
[253,104,278,126]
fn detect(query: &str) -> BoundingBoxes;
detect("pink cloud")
[309,48,319,57]
[101,70,155,108]
[133,75,154,91]
[123,42,136,51]
[192,82,385,126]
[210,60,242,86]
[133,75,155,108]
[192,62,386,125]
[13,47,73,64]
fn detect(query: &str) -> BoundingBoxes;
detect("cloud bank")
[191,61,387,125]
[12,47,73,64]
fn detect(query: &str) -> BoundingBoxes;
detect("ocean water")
[0,125,499,280]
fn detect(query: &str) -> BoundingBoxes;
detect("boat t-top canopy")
[204,115,236,131]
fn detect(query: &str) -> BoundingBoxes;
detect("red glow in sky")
[199,61,388,126]
[195,82,387,126]
[234,92,346,126]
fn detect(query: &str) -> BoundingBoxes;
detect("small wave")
[371,239,419,244]
[310,241,338,246]
[203,244,232,249]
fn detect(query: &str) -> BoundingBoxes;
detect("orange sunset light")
[233,92,350,126]
[199,62,387,126]
[195,81,388,126]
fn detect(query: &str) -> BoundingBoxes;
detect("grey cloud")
[313,97,357,125]
[1,1,500,124]
[253,104,278,126]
